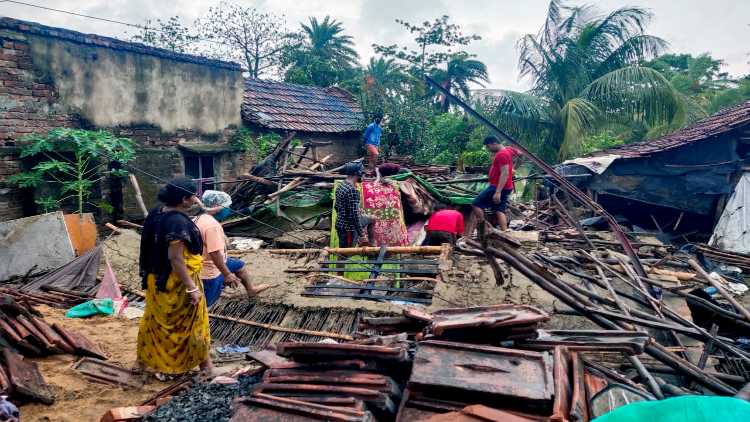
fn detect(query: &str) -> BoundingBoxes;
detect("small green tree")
[8,129,136,215]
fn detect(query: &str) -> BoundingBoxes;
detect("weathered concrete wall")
[26,37,242,133]
[2,17,243,134]
[0,18,248,221]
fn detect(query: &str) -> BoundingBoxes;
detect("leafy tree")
[196,2,296,78]
[283,16,360,87]
[373,15,481,72]
[709,76,750,113]
[416,113,472,163]
[8,129,135,215]
[131,16,199,53]
[489,0,680,161]
[646,53,750,115]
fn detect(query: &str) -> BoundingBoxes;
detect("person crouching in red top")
[464,136,519,236]
[422,203,465,246]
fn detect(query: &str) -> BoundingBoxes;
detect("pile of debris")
[210,303,671,421]
[0,293,105,405]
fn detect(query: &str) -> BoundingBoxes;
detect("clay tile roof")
[0,17,240,70]
[590,101,750,158]
[242,79,363,133]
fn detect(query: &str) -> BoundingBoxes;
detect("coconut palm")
[284,16,360,87]
[433,53,490,112]
[364,57,407,93]
[491,0,682,161]
[300,16,359,68]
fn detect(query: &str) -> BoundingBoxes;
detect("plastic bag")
[65,298,114,318]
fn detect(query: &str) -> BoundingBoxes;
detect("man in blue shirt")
[362,115,382,173]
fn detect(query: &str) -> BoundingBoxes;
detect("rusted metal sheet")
[410,340,555,405]
[2,349,54,404]
[275,342,407,363]
[72,357,144,389]
[428,305,550,338]
[231,393,373,422]
[520,330,650,355]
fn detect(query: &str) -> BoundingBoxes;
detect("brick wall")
[0,31,251,222]
[0,35,80,220]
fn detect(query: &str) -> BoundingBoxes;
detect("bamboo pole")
[129,174,148,218]
[266,154,332,201]
[267,246,444,256]
[208,313,353,341]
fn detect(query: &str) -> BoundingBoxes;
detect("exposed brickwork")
[0,32,80,220]
[0,32,249,222]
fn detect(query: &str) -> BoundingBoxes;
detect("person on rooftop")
[363,115,383,173]
[423,203,465,246]
[137,177,212,377]
[193,190,271,307]
[464,136,520,236]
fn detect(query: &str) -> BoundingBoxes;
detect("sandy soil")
[20,306,170,422]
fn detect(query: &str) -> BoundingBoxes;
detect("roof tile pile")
[242,79,363,133]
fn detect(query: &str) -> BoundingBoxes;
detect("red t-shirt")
[488,147,517,190]
[426,210,465,235]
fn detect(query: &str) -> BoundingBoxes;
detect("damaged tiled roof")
[591,101,750,158]
[0,17,240,70]
[242,79,363,133]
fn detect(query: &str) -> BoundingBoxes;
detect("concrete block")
[0,211,75,281]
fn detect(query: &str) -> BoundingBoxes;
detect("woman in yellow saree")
[136,177,213,376]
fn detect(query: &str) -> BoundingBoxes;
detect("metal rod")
[425,74,649,280]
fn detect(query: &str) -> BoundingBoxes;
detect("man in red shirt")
[464,136,518,236]
[422,204,465,246]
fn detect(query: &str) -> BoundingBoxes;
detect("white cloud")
[2,0,748,90]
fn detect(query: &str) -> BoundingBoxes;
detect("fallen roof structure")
[558,101,750,232]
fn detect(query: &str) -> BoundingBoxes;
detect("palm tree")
[433,53,490,112]
[491,0,682,161]
[364,57,406,93]
[284,16,360,87]
[300,16,359,69]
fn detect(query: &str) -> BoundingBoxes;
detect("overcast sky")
[2,0,748,90]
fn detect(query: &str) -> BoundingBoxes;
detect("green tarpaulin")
[593,396,750,422]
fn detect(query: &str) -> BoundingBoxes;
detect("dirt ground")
[106,227,569,315]
[20,306,170,422]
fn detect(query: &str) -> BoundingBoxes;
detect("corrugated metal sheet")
[710,171,750,253]
[590,101,750,158]
[242,79,363,133]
